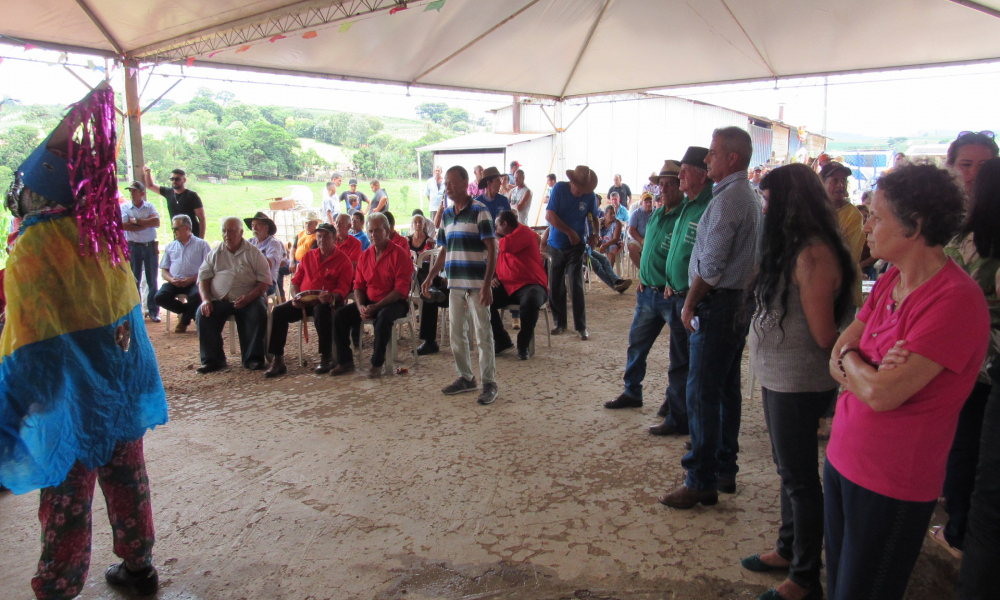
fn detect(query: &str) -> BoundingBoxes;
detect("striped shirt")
[437,199,495,289]
[688,171,762,290]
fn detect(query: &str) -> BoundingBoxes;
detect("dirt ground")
[0,284,961,599]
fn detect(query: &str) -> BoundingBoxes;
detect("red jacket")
[354,241,413,304]
[497,224,547,293]
[335,234,363,263]
[291,247,354,302]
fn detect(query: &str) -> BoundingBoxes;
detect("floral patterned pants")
[31,438,155,600]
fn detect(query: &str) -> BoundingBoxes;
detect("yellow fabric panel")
[0,216,139,358]
[837,203,866,308]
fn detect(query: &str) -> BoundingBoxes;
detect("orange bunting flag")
[269,34,287,43]
[302,31,318,39]
[389,5,408,15]
[236,45,251,53]
[186,57,195,67]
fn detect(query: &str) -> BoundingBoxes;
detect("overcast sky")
[2,45,999,139]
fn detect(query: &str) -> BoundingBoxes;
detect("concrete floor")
[0,285,959,599]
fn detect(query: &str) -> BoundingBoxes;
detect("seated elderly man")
[489,210,548,361]
[264,223,354,378]
[331,213,413,378]
[155,214,212,333]
[351,211,371,251]
[196,217,272,374]
[333,212,363,263]
[246,211,286,297]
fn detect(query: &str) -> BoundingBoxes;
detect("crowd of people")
[4,96,999,600]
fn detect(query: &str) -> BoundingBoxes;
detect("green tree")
[0,125,41,171]
[239,121,302,177]
[179,96,224,123]
[451,121,470,133]
[443,107,470,126]
[260,105,291,127]
[215,91,236,106]
[298,148,331,171]
[416,102,448,122]
[223,103,263,126]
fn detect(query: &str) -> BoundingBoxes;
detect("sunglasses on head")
[958,130,995,140]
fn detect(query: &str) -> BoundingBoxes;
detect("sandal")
[927,525,963,559]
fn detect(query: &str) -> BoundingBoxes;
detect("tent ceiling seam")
[411,0,543,84]
[718,0,775,78]
[559,0,613,100]
[74,0,124,56]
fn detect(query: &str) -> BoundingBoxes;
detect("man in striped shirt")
[422,165,499,406]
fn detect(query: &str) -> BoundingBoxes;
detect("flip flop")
[927,525,963,559]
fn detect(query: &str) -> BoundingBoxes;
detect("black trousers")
[195,298,268,368]
[416,263,448,342]
[267,300,335,357]
[547,243,587,331]
[489,282,547,351]
[762,387,837,590]
[154,282,201,325]
[943,380,992,549]
[333,300,409,368]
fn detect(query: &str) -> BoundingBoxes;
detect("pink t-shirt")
[827,260,989,502]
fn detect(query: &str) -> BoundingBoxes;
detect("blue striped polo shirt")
[437,199,495,289]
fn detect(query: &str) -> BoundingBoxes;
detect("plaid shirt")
[688,171,761,290]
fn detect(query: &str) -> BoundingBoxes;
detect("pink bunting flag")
[24,43,37,51]
[389,5,408,15]
[186,57,195,67]
[270,34,287,42]
[208,50,223,58]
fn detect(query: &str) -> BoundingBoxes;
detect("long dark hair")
[750,164,857,336]
[961,157,1000,259]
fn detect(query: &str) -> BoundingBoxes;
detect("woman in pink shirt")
[825,164,990,600]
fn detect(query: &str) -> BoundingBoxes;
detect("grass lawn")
[130,177,429,244]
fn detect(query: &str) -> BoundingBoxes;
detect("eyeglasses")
[169,177,183,181]
[958,130,995,139]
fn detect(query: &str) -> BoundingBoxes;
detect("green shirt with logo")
[664,185,714,292]
[638,204,683,288]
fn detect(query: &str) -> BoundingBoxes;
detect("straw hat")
[565,165,598,195]
[649,160,682,184]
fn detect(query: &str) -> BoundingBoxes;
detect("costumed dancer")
[0,82,168,599]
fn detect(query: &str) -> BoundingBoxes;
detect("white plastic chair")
[164,293,189,332]
[359,279,419,375]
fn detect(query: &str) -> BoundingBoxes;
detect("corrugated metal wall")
[749,124,774,169]
[772,126,790,164]
[504,136,557,226]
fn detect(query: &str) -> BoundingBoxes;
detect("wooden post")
[124,59,144,183]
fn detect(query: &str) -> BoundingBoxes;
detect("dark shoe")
[517,348,530,360]
[196,363,224,374]
[656,401,669,418]
[719,477,736,494]
[105,562,159,596]
[174,320,188,333]
[604,394,643,409]
[314,353,333,374]
[416,340,440,355]
[658,485,719,509]
[442,377,477,395]
[329,363,356,376]
[495,338,515,356]
[246,360,265,371]
[740,554,788,573]
[368,365,383,379]
[579,329,589,340]
[614,278,633,294]
[551,326,566,335]
[649,422,687,436]
[683,440,692,451]
[477,382,499,405]
[758,585,822,600]
[264,356,286,378]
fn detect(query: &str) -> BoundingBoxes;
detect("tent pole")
[555,101,566,180]
[125,60,145,183]
[416,152,423,214]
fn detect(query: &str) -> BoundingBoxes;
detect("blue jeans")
[682,288,746,491]
[587,248,620,290]
[128,241,159,317]
[824,460,936,600]
[957,364,1000,599]
[621,289,688,430]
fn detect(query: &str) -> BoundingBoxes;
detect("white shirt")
[121,200,159,243]
[198,239,272,301]
[248,235,286,287]
[426,177,446,212]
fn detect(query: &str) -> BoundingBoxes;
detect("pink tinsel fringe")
[64,85,128,265]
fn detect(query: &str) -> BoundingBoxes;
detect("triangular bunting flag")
[389,5,408,15]
[208,50,223,58]
[269,34,287,42]
[236,45,251,53]
[186,57,196,67]
[24,43,37,51]
[339,22,353,33]
[302,31,318,39]
[424,0,445,11]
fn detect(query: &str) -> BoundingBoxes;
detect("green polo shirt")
[664,185,714,292]
[638,204,683,287]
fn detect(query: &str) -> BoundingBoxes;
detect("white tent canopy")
[5,0,1000,99]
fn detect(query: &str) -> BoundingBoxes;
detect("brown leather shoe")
[658,485,719,508]
[264,355,286,378]
[174,320,188,333]
[329,363,355,376]
[649,422,687,436]
[314,354,334,374]
[367,366,383,379]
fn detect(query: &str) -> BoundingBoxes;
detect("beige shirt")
[198,239,272,301]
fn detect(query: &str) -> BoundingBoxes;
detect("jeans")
[32,439,154,600]
[128,241,159,317]
[333,300,409,368]
[154,282,201,325]
[268,300,336,357]
[449,288,495,385]
[943,381,991,549]
[587,248,620,290]
[957,369,1000,600]
[548,243,587,332]
[196,298,268,368]
[762,387,837,590]
[682,288,746,491]
[824,459,936,600]
[490,282,548,351]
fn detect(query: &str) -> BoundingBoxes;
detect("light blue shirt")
[160,235,211,279]
[353,230,371,251]
[249,235,287,286]
[121,200,159,243]
[426,177,446,212]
